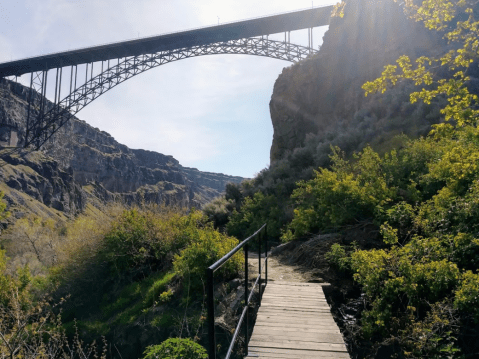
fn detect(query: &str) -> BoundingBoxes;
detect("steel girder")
[24,37,316,149]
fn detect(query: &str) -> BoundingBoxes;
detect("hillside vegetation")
[0,204,242,358]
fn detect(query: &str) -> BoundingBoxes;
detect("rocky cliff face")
[0,79,244,219]
[269,0,449,161]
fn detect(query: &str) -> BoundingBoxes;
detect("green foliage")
[0,191,10,221]
[284,146,394,239]
[0,250,106,358]
[101,208,209,274]
[158,289,173,303]
[227,191,283,239]
[325,243,357,273]
[144,271,176,307]
[284,126,479,355]
[142,338,207,359]
[454,270,479,321]
[173,225,242,290]
[363,0,479,130]
[202,196,235,229]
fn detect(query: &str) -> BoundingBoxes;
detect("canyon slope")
[0,79,243,221]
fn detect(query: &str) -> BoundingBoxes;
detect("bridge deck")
[246,281,349,358]
[0,6,333,77]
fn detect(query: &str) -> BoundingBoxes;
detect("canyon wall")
[269,0,450,161]
[0,80,243,220]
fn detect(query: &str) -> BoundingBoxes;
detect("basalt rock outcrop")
[269,0,449,162]
[0,79,243,219]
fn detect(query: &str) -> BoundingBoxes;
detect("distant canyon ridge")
[0,79,243,221]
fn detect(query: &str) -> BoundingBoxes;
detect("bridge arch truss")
[6,37,318,150]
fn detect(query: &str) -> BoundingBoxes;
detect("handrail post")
[244,243,249,357]
[207,268,216,359]
[258,230,262,299]
[265,227,268,286]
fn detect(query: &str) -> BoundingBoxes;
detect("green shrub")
[285,146,394,239]
[227,192,283,239]
[101,208,205,274]
[202,197,235,229]
[325,243,356,273]
[142,338,207,359]
[173,225,242,290]
[102,208,162,273]
[454,271,479,322]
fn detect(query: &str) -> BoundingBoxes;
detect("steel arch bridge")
[0,6,333,150]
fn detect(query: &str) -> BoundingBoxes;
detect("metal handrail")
[207,223,268,359]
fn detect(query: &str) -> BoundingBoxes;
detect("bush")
[100,208,200,274]
[325,243,356,273]
[285,146,394,239]
[202,197,235,229]
[173,224,242,290]
[142,338,207,359]
[226,192,283,240]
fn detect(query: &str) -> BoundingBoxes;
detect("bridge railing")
[207,223,268,359]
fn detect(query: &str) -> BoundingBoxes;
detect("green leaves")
[363,0,479,131]
[142,338,207,359]
[284,146,394,239]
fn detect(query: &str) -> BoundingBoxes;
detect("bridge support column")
[25,72,34,141]
[31,69,49,149]
[311,27,313,50]
[53,68,59,111]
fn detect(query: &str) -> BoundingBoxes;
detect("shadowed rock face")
[269,0,447,162]
[0,80,244,218]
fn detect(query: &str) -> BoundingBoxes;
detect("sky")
[0,0,333,178]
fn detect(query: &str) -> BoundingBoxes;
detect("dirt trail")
[247,250,325,283]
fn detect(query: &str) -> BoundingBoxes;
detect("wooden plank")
[256,315,337,324]
[258,308,332,314]
[265,287,325,293]
[261,298,328,304]
[257,310,335,324]
[250,332,345,344]
[248,347,348,356]
[249,340,348,352]
[252,327,341,335]
[254,317,337,326]
[253,322,341,331]
[259,305,330,310]
[267,281,330,286]
[261,304,331,313]
[264,293,326,298]
[256,309,335,316]
[246,348,350,358]
[261,305,331,311]
[264,292,326,298]
[248,281,349,358]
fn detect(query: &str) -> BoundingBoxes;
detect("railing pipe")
[258,231,262,298]
[265,227,268,287]
[207,223,267,359]
[207,268,216,359]
[244,243,249,357]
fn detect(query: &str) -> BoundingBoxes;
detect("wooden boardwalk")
[246,281,349,358]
